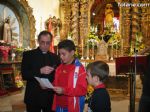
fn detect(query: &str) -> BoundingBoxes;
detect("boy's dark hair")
[86,61,109,81]
[58,39,76,52]
[38,30,53,41]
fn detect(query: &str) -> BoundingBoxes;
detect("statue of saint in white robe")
[3,20,12,43]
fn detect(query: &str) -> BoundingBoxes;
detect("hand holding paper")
[53,87,64,94]
[35,77,54,89]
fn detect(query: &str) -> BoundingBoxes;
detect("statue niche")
[45,16,62,37]
[104,4,114,28]
[90,1,119,36]
[0,4,19,45]
[90,1,119,60]
[45,16,62,46]
[0,0,36,48]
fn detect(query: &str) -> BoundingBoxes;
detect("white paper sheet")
[35,77,54,89]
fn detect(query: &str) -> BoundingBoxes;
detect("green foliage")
[74,47,81,59]
[88,31,99,41]
[86,31,99,49]
[129,32,145,55]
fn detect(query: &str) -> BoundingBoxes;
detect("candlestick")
[110,43,114,61]
[91,40,94,60]
[121,39,124,56]
[115,43,117,58]
[116,44,118,57]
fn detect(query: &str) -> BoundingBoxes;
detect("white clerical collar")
[42,52,47,54]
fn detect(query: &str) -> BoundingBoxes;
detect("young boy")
[86,61,111,112]
[52,39,87,112]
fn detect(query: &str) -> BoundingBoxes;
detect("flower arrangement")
[13,47,24,60]
[75,47,81,59]
[9,45,25,61]
[15,74,24,88]
[129,32,145,55]
[105,32,121,50]
[86,30,99,49]
[0,46,10,61]
[85,85,94,103]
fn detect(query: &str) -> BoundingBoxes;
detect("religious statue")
[105,4,114,28]
[3,17,12,43]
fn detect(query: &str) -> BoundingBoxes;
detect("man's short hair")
[58,39,76,52]
[38,30,53,41]
[86,61,109,81]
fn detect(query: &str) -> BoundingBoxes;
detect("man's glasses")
[40,41,51,45]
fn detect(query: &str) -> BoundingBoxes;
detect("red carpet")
[0,89,8,96]
[7,87,21,92]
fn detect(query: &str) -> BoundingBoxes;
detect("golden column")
[141,1,150,45]
[59,1,72,40]
[71,1,79,45]
[79,0,88,44]
[130,0,140,45]
[122,7,131,47]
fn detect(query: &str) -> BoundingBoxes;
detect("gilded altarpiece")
[60,0,150,55]
[120,0,150,54]
[59,0,89,45]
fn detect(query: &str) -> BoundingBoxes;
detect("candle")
[121,39,123,49]
[116,43,117,57]
[96,41,99,55]
[92,41,94,52]
[121,39,124,56]
[112,43,113,54]
[82,39,84,54]
[86,40,89,60]
[81,39,84,60]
